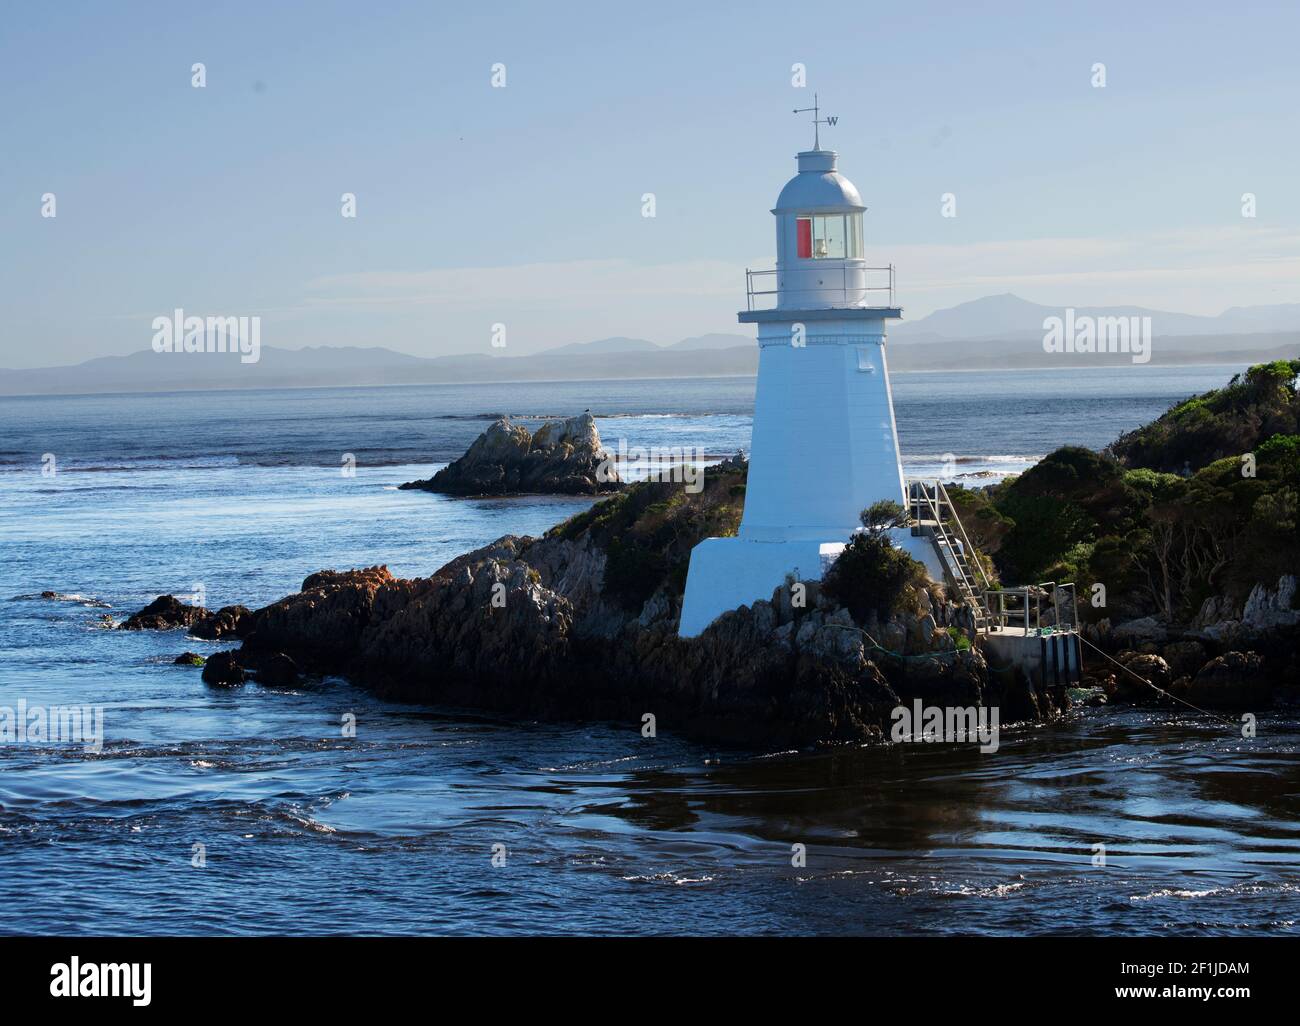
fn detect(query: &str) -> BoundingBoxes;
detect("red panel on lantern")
[796,218,812,258]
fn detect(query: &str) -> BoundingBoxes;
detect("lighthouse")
[679,114,940,637]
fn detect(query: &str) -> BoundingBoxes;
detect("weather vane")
[792,92,837,149]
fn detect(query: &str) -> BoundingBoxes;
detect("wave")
[901,454,1045,465]
[9,591,111,607]
[428,410,732,421]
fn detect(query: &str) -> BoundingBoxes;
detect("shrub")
[822,532,927,624]
[860,499,909,537]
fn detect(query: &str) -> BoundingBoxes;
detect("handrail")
[745,264,895,311]
[934,480,993,591]
[984,582,1080,635]
[906,481,988,621]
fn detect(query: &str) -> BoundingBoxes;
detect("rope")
[1076,634,1237,727]
[829,623,1241,728]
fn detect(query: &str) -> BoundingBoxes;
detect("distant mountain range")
[891,293,1300,344]
[3,295,1296,396]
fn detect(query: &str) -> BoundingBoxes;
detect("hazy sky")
[2,0,1298,368]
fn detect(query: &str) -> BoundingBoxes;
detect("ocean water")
[3,364,1299,936]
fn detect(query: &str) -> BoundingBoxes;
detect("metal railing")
[745,264,895,311]
[906,479,992,632]
[985,583,1079,636]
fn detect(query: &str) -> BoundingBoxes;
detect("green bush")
[822,532,926,624]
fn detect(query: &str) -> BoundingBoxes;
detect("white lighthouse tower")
[679,109,938,637]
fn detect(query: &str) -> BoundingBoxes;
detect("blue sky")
[2,0,1298,367]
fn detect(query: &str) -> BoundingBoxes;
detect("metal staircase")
[907,480,993,633]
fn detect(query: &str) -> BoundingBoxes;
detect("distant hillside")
[0,344,759,396]
[3,295,1298,396]
[891,293,1300,343]
[540,336,660,356]
[668,334,753,351]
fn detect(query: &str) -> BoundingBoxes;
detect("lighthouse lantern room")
[679,119,943,637]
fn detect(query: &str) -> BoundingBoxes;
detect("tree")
[860,499,909,538]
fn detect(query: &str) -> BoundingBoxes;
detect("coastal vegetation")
[549,454,746,610]
[822,500,928,623]
[947,361,1300,625]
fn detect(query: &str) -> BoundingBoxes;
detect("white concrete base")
[678,529,946,638]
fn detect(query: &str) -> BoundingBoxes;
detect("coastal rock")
[1188,593,1246,642]
[1185,651,1269,709]
[1241,576,1300,632]
[1112,616,1168,644]
[1191,594,1240,629]
[131,542,1055,746]
[173,652,206,666]
[1084,618,1113,646]
[399,414,620,497]
[1161,640,1208,678]
[249,565,398,663]
[201,650,246,686]
[918,613,937,647]
[1114,652,1171,702]
[121,596,252,638]
[125,458,1067,745]
[249,651,300,687]
[121,595,208,631]
[879,619,907,656]
[521,534,609,616]
[191,604,253,640]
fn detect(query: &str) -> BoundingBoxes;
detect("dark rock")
[173,652,206,666]
[121,595,209,631]
[250,652,299,687]
[1161,639,1208,678]
[399,414,621,497]
[1112,616,1168,645]
[201,650,246,686]
[1185,651,1270,709]
[192,604,252,639]
[1113,652,1172,702]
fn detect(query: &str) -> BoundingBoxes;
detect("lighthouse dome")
[773,150,864,212]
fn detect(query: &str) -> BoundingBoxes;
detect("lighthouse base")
[678,532,945,638]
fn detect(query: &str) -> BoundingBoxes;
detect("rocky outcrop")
[1111,616,1168,645]
[245,651,300,687]
[1160,640,1207,678]
[118,453,1080,746]
[120,596,252,638]
[121,595,208,631]
[191,605,253,640]
[1088,616,1297,709]
[1181,577,1300,646]
[1184,651,1270,709]
[201,651,246,686]
[122,532,1055,746]
[1113,652,1172,702]
[400,414,620,497]
[1242,576,1300,631]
